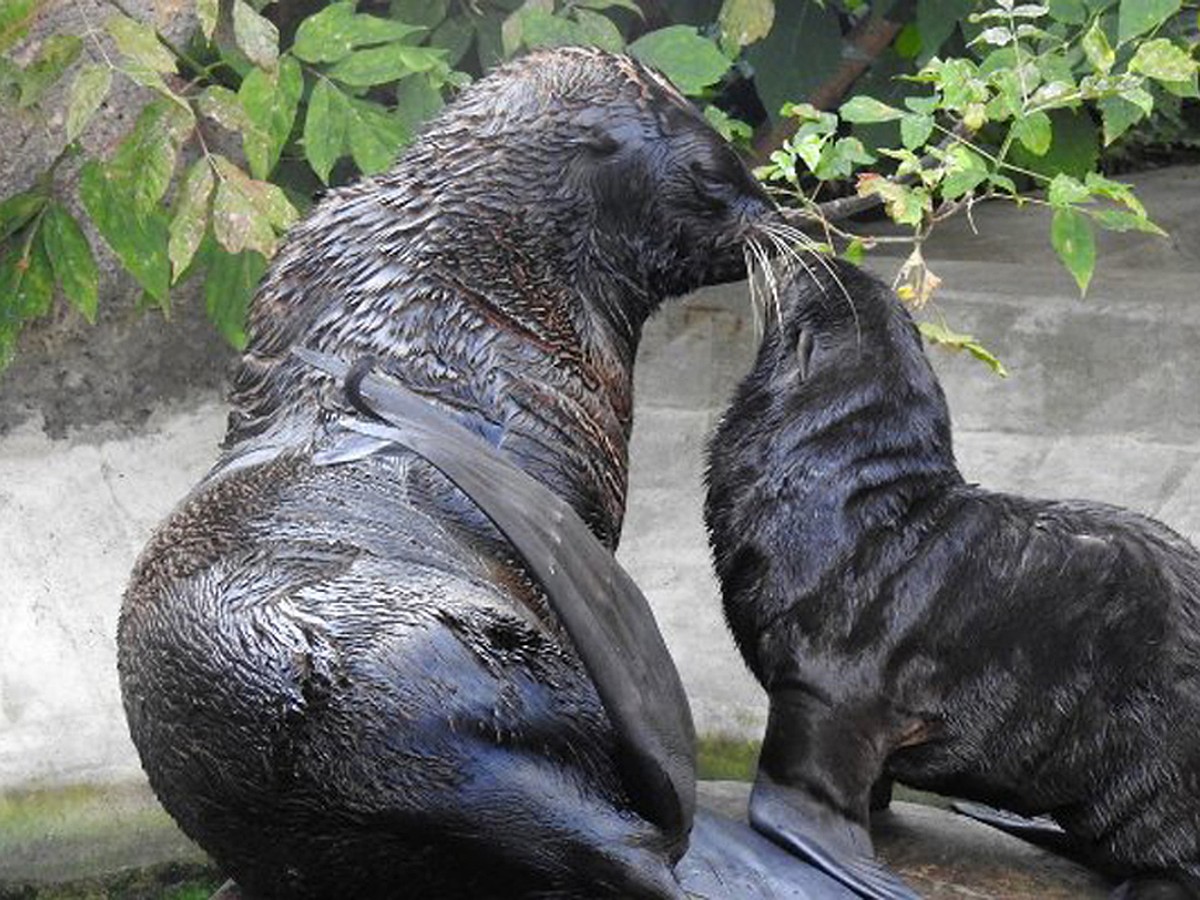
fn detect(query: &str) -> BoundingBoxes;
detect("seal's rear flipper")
[951,800,1077,855]
[293,349,696,842]
[676,810,859,898]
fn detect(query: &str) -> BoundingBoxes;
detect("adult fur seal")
[117,47,845,899]
[704,258,1200,898]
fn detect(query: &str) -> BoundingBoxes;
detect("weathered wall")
[1,168,1198,792]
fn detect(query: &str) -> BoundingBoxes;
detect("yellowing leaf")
[210,155,297,257]
[168,160,214,282]
[239,56,303,179]
[66,64,112,142]
[107,13,175,73]
[232,0,278,70]
[718,0,775,51]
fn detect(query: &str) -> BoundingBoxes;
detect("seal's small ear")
[796,330,814,381]
[581,124,620,156]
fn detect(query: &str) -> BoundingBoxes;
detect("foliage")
[757,0,1196,372]
[0,0,739,368]
[0,0,1195,374]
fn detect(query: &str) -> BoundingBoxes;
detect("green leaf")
[168,160,214,282]
[429,14,476,66]
[327,43,446,86]
[1128,38,1197,83]
[940,145,989,199]
[395,73,445,134]
[389,0,449,27]
[1117,0,1181,44]
[0,190,46,243]
[293,1,425,63]
[0,233,54,320]
[79,160,170,302]
[704,105,753,143]
[900,112,934,149]
[511,10,585,49]
[1048,172,1090,206]
[917,0,976,61]
[238,55,303,179]
[628,26,731,95]
[1084,171,1146,214]
[1097,94,1148,143]
[108,99,194,215]
[918,321,1008,376]
[1080,19,1114,73]
[232,0,278,69]
[0,0,37,54]
[746,3,841,121]
[17,34,82,108]
[1091,208,1166,233]
[345,99,408,173]
[1048,0,1087,22]
[106,13,175,73]
[205,246,267,350]
[894,23,922,59]
[1010,109,1098,179]
[1051,206,1095,294]
[196,0,218,40]
[1012,110,1052,155]
[41,204,99,322]
[814,136,874,181]
[198,85,256,133]
[573,9,625,52]
[842,238,866,264]
[839,95,905,123]
[304,79,347,184]
[210,155,297,257]
[718,0,775,52]
[66,64,112,142]
[578,0,643,14]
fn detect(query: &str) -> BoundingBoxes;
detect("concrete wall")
[2,167,1198,792]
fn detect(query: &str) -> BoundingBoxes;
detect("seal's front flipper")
[951,800,1076,855]
[293,349,695,842]
[750,776,920,900]
[676,809,858,899]
[748,689,920,900]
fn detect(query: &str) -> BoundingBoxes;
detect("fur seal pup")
[117,46,834,899]
[704,258,1200,899]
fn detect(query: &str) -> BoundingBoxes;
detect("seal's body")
[119,49,775,900]
[705,259,1200,897]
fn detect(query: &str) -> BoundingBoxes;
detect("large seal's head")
[228,47,775,448]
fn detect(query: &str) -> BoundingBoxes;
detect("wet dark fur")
[119,48,772,900]
[705,259,1200,892]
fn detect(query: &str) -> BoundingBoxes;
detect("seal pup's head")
[229,47,775,448]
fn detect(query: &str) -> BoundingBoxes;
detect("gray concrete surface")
[0,167,1196,806]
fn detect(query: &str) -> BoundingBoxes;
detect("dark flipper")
[748,690,921,900]
[1111,873,1200,900]
[293,349,696,839]
[676,809,859,899]
[950,801,1077,856]
[869,777,894,813]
